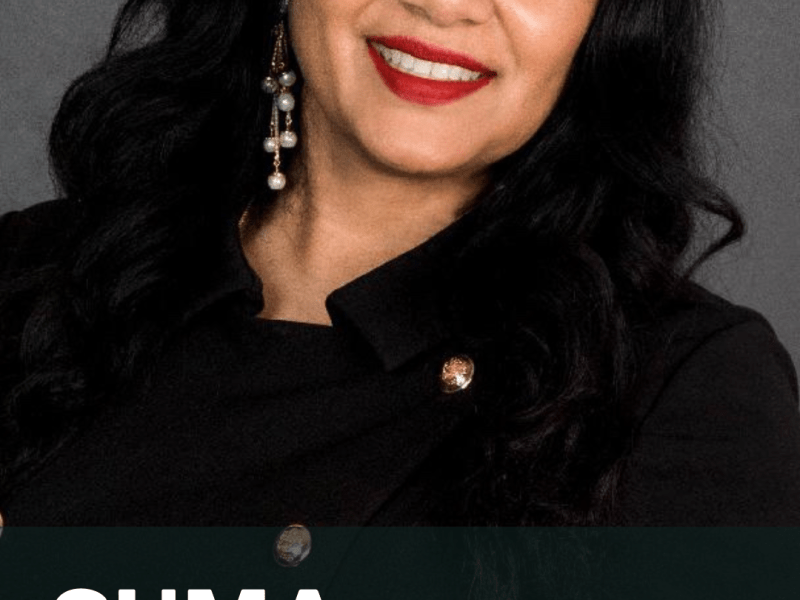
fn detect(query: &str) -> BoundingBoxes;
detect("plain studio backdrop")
[1,1,798,372]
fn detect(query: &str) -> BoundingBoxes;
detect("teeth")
[431,63,449,79]
[371,42,483,82]
[413,59,433,77]
[400,52,414,71]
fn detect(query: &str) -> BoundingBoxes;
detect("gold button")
[0,509,5,538]
[273,524,312,567]
[440,355,475,394]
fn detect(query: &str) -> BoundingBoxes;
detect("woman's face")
[288,0,598,177]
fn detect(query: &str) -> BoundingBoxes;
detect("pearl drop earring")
[262,20,297,191]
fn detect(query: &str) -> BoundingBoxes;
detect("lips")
[367,35,497,106]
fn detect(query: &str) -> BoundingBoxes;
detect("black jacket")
[1,199,799,525]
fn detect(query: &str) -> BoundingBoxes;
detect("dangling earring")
[262,20,297,191]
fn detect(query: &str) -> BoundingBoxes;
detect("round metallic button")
[0,509,5,538]
[440,355,475,394]
[273,524,312,567]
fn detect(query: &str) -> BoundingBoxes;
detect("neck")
[241,102,488,325]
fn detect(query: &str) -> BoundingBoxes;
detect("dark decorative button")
[273,524,312,567]
[440,355,475,394]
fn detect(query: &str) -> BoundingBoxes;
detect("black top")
[1,199,799,525]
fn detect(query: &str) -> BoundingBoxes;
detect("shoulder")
[616,285,800,524]
[0,199,80,277]
[638,290,799,450]
[632,285,797,422]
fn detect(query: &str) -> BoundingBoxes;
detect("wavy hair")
[0,0,742,524]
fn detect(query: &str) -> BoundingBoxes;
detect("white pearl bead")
[280,131,298,148]
[279,71,297,87]
[268,172,287,191]
[263,137,278,153]
[277,92,295,112]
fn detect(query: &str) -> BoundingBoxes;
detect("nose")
[400,0,494,27]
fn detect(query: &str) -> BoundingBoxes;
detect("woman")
[0,0,798,527]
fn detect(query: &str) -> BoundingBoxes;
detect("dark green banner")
[1,528,798,599]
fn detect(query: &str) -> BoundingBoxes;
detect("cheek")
[289,2,370,122]
[288,2,328,85]
[472,66,570,164]
[485,2,597,155]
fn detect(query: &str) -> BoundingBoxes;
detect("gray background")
[1,0,798,368]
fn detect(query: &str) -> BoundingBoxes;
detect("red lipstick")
[367,35,497,106]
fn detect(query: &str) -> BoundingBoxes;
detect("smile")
[370,42,484,82]
[367,36,496,106]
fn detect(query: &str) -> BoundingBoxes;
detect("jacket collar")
[325,212,477,371]
[186,206,480,371]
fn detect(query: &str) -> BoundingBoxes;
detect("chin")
[365,136,483,178]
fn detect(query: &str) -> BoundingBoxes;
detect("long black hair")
[0,0,742,524]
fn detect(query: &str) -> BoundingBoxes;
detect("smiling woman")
[0,0,799,527]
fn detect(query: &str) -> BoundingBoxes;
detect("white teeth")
[413,59,433,77]
[431,63,449,80]
[400,52,414,71]
[447,66,465,81]
[371,42,483,82]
